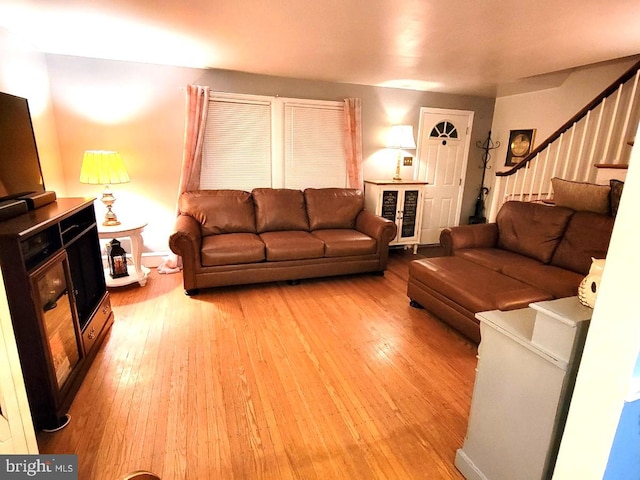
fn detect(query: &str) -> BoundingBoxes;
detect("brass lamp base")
[101,186,121,226]
[392,149,403,181]
[102,210,121,226]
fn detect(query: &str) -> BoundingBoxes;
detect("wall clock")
[505,129,536,166]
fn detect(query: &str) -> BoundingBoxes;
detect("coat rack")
[469,131,500,224]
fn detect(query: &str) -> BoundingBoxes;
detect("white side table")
[97,220,150,287]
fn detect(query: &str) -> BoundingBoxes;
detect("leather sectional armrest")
[440,223,498,255]
[355,210,397,246]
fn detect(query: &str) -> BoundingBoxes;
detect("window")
[200,95,273,191]
[201,93,347,191]
[283,100,346,189]
[430,121,458,139]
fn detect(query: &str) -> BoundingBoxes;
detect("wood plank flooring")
[38,248,478,479]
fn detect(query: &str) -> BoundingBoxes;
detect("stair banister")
[487,59,640,222]
[497,59,640,178]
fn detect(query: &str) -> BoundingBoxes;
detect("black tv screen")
[0,92,46,202]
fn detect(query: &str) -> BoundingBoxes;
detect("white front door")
[415,108,474,244]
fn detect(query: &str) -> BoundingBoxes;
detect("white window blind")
[283,101,347,189]
[200,93,347,190]
[200,97,272,191]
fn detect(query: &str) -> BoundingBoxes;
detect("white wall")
[0,269,38,454]
[553,123,640,479]
[44,55,201,255]
[43,55,494,254]
[0,27,65,195]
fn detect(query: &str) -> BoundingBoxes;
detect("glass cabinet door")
[33,253,82,390]
[380,190,399,222]
[400,189,420,239]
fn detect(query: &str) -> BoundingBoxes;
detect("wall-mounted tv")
[0,92,55,218]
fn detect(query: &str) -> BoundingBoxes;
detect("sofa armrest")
[356,210,397,270]
[169,214,202,262]
[356,210,397,245]
[440,223,499,255]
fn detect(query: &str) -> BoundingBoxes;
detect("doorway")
[415,107,474,244]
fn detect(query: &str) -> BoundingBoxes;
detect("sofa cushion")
[550,211,614,275]
[304,188,364,230]
[179,190,256,235]
[502,262,584,299]
[201,233,265,266]
[311,229,376,257]
[259,231,324,261]
[496,201,574,263]
[253,188,310,233]
[456,247,543,273]
[551,177,611,214]
[409,257,552,313]
[456,235,586,299]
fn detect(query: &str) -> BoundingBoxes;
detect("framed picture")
[505,129,536,166]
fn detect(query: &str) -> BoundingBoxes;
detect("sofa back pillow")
[252,188,310,233]
[496,201,574,263]
[551,211,614,275]
[609,179,624,217]
[551,177,611,214]
[304,188,364,230]
[179,190,256,235]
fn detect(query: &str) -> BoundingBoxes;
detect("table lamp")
[388,125,416,181]
[79,150,130,226]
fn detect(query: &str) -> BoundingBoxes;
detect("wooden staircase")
[487,60,640,221]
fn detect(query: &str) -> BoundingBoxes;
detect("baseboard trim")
[454,449,489,480]
[142,252,169,268]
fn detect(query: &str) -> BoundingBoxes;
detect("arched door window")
[430,121,458,139]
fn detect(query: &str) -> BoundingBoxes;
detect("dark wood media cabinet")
[0,198,113,430]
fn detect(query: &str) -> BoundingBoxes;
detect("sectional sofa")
[407,200,615,342]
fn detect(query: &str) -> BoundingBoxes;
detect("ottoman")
[407,257,553,342]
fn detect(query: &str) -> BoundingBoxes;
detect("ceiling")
[1,0,640,97]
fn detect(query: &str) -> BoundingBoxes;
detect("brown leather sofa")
[169,187,397,295]
[407,201,615,342]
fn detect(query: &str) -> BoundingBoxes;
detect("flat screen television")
[0,91,47,202]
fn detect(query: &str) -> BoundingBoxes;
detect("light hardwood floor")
[38,248,478,479]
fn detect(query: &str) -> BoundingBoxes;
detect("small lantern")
[106,238,129,278]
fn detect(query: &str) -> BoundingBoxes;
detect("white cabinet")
[455,297,592,480]
[364,180,427,253]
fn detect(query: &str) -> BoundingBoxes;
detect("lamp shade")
[79,150,130,185]
[388,125,416,149]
